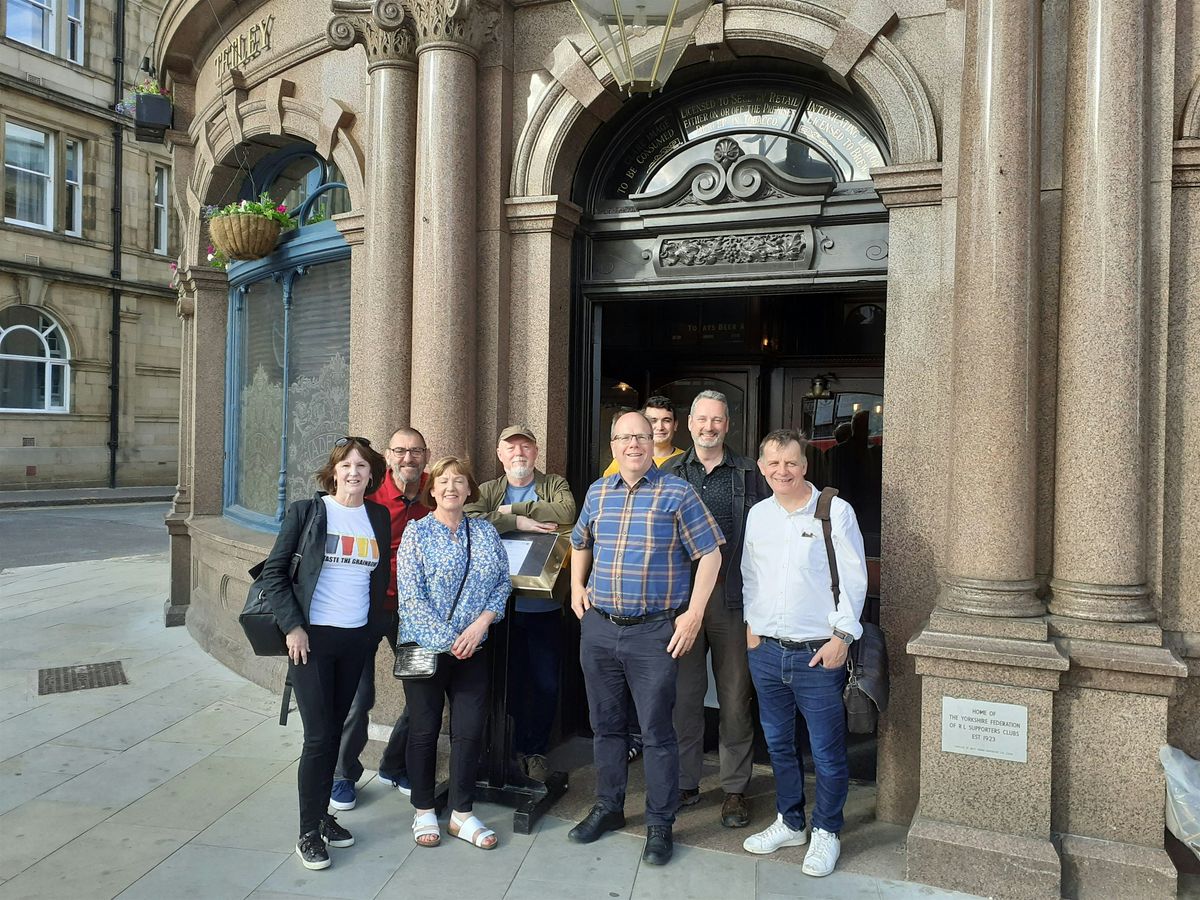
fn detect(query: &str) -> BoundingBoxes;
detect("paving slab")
[0,798,114,880]
[116,842,288,900]
[0,823,193,900]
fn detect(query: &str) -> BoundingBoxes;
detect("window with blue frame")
[222,143,352,530]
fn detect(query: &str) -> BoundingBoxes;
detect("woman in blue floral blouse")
[396,456,511,850]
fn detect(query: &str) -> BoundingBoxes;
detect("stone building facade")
[154,0,1199,896]
[0,0,182,490]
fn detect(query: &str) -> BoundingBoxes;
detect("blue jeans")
[748,638,848,834]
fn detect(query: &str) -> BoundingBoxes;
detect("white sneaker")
[801,827,841,876]
[742,813,808,855]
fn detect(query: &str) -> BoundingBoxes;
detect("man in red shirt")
[330,426,429,810]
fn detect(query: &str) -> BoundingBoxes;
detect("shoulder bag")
[240,500,318,656]
[814,487,890,734]
[394,518,472,680]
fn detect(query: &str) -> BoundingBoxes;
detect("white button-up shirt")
[740,483,868,642]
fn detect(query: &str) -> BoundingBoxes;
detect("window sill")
[3,218,54,234]
[0,408,70,416]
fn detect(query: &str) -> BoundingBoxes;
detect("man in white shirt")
[739,428,867,877]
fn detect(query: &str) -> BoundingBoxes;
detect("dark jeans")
[404,649,489,813]
[289,623,371,836]
[579,609,679,827]
[334,623,409,782]
[674,583,754,793]
[748,638,849,834]
[509,609,562,756]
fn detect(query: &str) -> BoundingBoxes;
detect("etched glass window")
[0,305,70,412]
[233,279,285,518]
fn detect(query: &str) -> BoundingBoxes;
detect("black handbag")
[240,501,318,656]
[394,518,472,680]
[814,487,890,734]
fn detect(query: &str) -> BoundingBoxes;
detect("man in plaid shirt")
[567,409,724,866]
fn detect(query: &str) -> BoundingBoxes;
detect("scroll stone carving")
[660,231,810,267]
[327,1,417,67]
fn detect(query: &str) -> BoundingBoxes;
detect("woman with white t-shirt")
[261,436,392,871]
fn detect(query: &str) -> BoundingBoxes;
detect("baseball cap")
[499,424,537,443]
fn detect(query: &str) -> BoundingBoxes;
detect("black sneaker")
[320,814,355,848]
[296,830,330,870]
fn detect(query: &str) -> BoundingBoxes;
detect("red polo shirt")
[368,471,429,608]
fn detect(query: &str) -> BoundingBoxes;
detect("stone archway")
[511,0,938,199]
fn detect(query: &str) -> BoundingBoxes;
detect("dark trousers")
[334,621,409,782]
[579,609,679,827]
[404,649,489,813]
[289,623,371,836]
[673,583,755,793]
[509,609,562,756]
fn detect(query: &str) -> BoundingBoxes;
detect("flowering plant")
[203,193,295,229]
[205,245,228,268]
[116,78,172,116]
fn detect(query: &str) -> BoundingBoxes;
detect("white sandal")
[449,813,497,850]
[412,810,441,847]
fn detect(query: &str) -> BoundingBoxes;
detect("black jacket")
[260,493,393,638]
[665,448,769,609]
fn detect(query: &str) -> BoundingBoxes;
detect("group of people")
[260,390,867,879]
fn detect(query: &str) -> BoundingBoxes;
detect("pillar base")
[1047,578,1156,622]
[939,575,1044,618]
[1057,833,1178,899]
[907,815,1061,900]
[163,599,188,627]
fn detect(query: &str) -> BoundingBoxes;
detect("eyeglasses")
[388,447,427,457]
[335,436,371,447]
[611,433,653,445]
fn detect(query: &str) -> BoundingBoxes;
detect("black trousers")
[335,617,410,783]
[509,609,562,756]
[289,623,371,836]
[580,609,680,827]
[404,650,489,813]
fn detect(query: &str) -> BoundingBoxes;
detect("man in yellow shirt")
[603,396,684,476]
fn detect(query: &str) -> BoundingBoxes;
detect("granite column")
[1045,2,1187,894]
[937,0,1042,619]
[407,1,495,461]
[904,4,1070,897]
[326,5,418,444]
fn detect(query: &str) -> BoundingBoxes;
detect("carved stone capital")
[327,1,417,68]
[409,0,499,55]
[176,266,229,319]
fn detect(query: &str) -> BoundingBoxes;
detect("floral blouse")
[396,514,511,651]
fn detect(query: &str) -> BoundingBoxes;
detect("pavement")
[0,486,175,510]
[0,551,997,900]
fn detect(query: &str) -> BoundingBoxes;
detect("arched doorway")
[562,66,889,771]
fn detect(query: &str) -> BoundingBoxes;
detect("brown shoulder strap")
[815,487,841,611]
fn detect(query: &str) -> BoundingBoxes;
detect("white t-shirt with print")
[309,496,379,628]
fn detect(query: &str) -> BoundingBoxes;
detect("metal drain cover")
[38,661,128,695]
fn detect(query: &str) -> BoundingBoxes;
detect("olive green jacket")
[464,469,577,534]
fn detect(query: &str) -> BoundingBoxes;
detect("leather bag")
[814,487,890,734]
[240,501,318,656]
[394,518,472,680]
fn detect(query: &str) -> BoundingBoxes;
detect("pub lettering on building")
[216,16,275,76]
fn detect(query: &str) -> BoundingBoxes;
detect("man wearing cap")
[464,425,576,781]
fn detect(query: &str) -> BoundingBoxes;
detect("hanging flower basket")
[203,194,295,261]
[209,214,281,260]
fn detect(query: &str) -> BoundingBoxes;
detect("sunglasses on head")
[334,436,372,448]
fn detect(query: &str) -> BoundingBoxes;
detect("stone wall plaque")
[941,696,1028,763]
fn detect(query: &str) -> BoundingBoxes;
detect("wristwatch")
[832,628,854,645]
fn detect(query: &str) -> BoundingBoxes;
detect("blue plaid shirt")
[571,465,724,616]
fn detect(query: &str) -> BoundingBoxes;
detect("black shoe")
[677,787,700,809]
[296,830,330,870]
[568,804,626,843]
[642,825,673,865]
[320,813,355,848]
[720,792,750,828]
